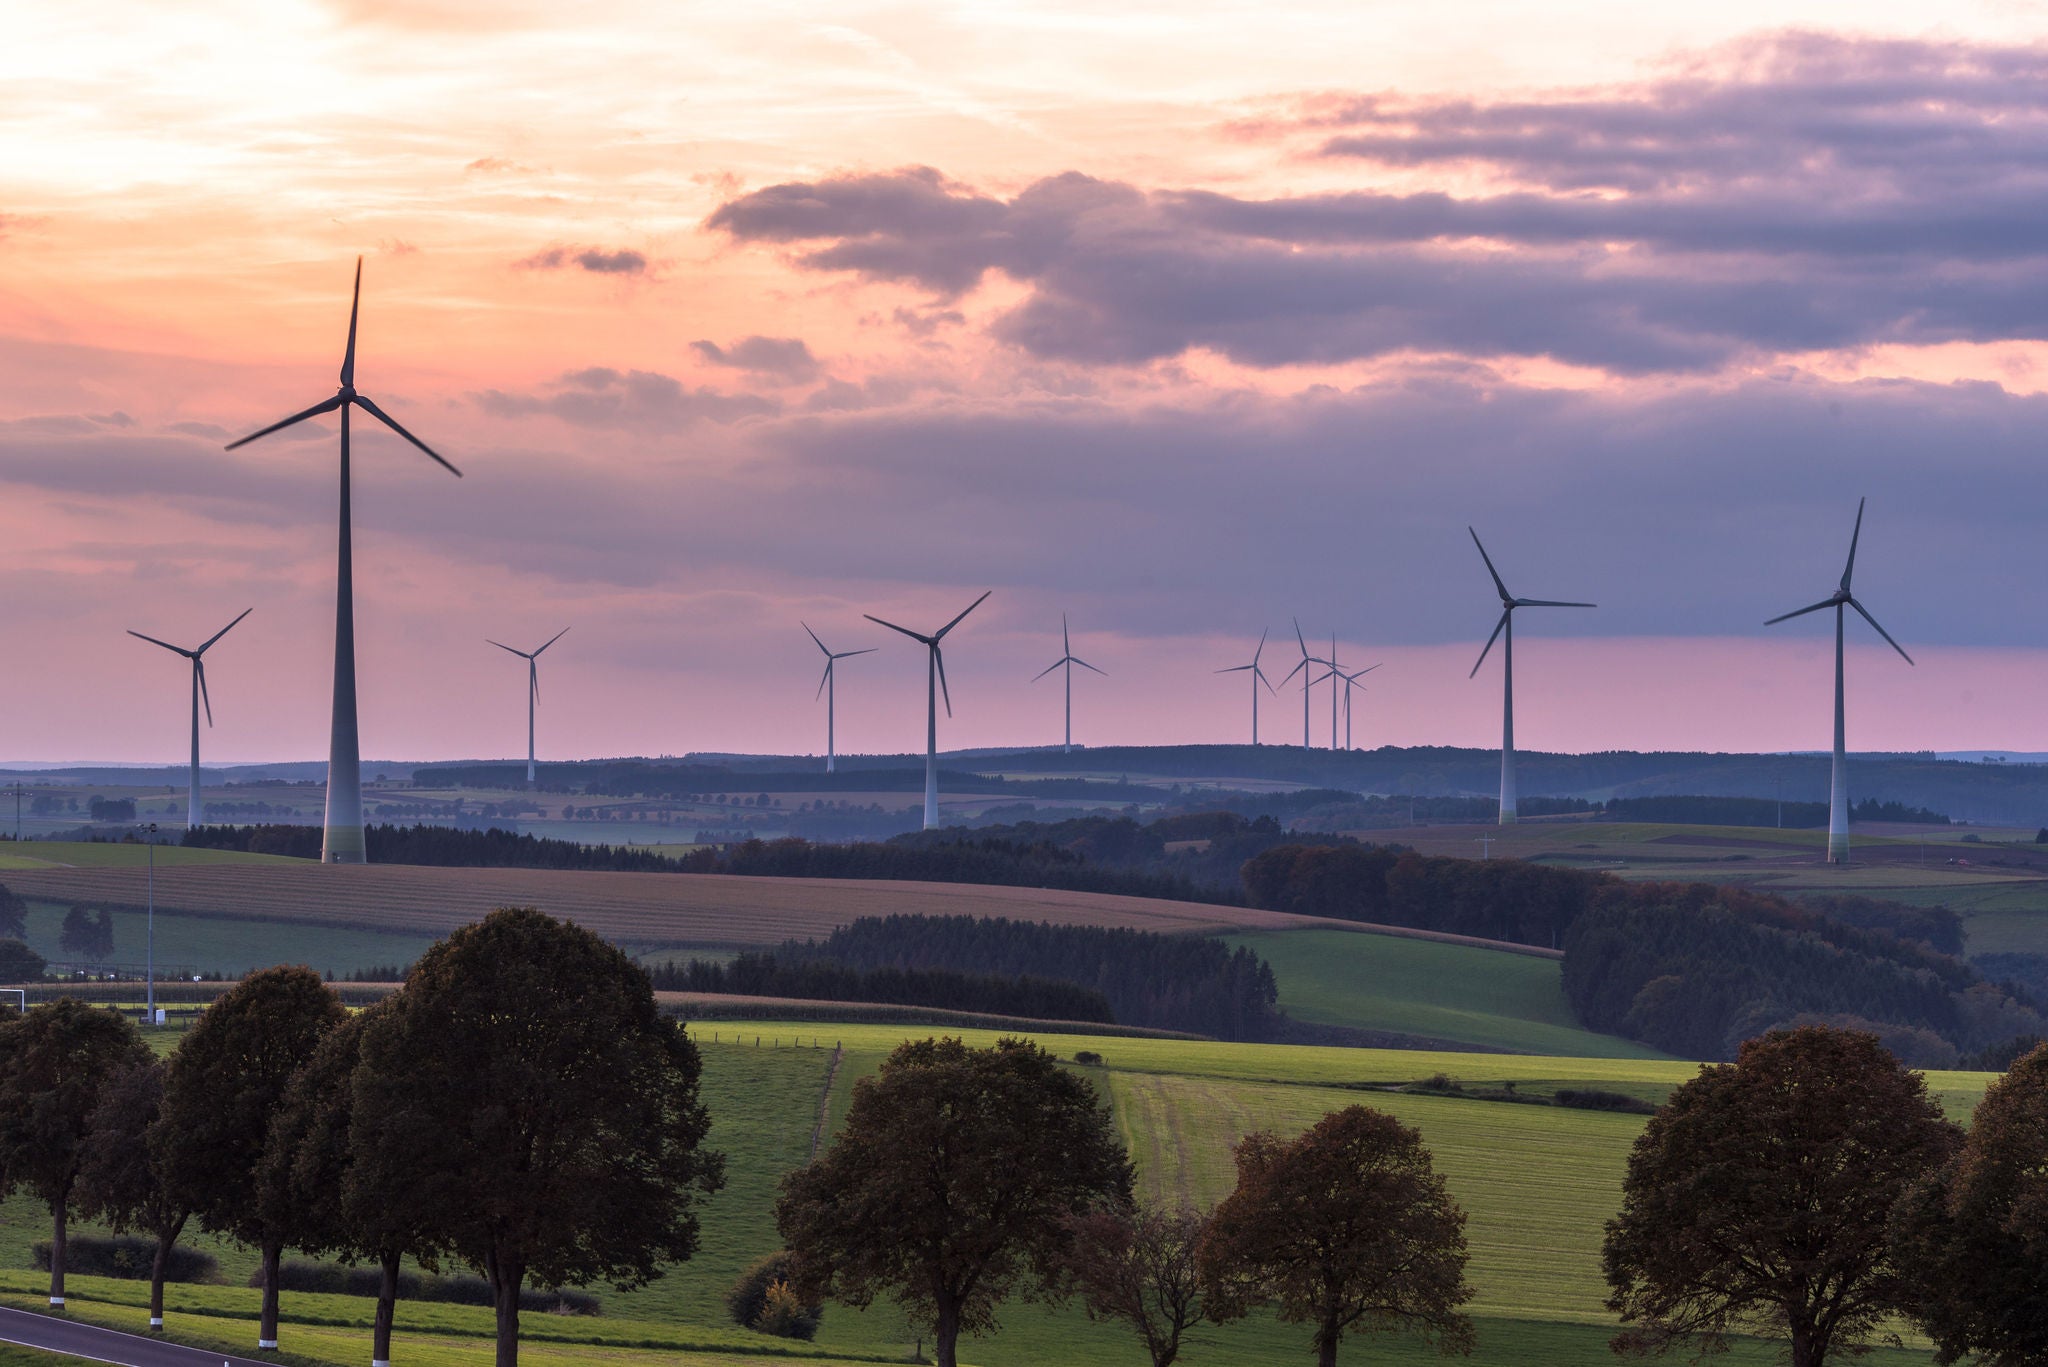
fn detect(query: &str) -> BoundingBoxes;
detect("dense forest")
[184,823,690,871]
[646,953,1117,1024]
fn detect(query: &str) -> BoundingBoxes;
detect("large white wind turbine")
[804,623,875,774]
[127,609,251,829]
[1279,619,1329,751]
[1032,614,1105,755]
[866,592,990,829]
[1214,628,1277,745]
[226,258,460,864]
[1765,497,1913,865]
[1468,529,1594,825]
[487,628,569,787]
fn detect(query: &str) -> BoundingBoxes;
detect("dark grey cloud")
[708,35,2048,374]
[472,366,778,429]
[517,245,649,275]
[690,335,821,382]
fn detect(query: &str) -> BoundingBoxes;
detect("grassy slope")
[1227,928,1665,1059]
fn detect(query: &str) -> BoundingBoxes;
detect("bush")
[1072,1050,1103,1066]
[34,1235,216,1283]
[726,1251,822,1337]
[1553,1088,1656,1115]
[258,1260,598,1314]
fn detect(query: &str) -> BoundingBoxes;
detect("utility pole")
[144,823,157,1027]
[1477,834,1494,860]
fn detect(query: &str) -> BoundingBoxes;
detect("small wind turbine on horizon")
[127,609,251,829]
[1032,614,1105,755]
[1279,619,1329,751]
[226,257,461,864]
[1215,628,1277,745]
[866,592,990,829]
[1313,661,1381,751]
[804,623,875,774]
[1468,529,1594,825]
[487,628,569,787]
[1765,497,1913,865]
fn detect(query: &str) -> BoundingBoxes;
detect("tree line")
[648,952,1118,1025]
[0,908,723,1367]
[185,822,691,870]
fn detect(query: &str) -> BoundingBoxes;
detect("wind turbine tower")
[1314,662,1381,751]
[1765,497,1912,865]
[1280,619,1329,751]
[1215,628,1276,744]
[127,609,251,829]
[1467,529,1595,825]
[866,592,990,829]
[226,258,461,864]
[1032,614,1105,754]
[487,628,569,787]
[804,623,875,774]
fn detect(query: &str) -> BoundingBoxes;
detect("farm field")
[1225,928,1665,1058]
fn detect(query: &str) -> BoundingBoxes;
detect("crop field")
[1224,928,1665,1058]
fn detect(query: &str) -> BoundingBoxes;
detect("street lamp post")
[144,823,157,1026]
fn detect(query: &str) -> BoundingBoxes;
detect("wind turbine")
[225,258,460,864]
[1214,628,1277,745]
[1032,614,1105,755]
[1314,662,1382,751]
[804,623,875,774]
[866,592,990,829]
[1279,619,1328,750]
[487,628,569,787]
[1765,497,1912,865]
[127,609,251,829]
[1468,529,1594,825]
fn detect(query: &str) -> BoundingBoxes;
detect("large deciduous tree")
[351,907,724,1367]
[1199,1105,1473,1367]
[1604,1026,1960,1367]
[1063,1202,1214,1367]
[775,1036,1133,1367]
[0,998,150,1308]
[156,965,346,1351]
[1896,1042,2048,1364]
[74,1056,191,1331]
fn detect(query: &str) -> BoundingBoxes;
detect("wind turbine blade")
[224,393,343,450]
[197,659,214,728]
[530,660,540,705]
[1073,657,1106,676]
[1469,527,1512,602]
[802,621,830,656]
[196,607,253,655]
[126,630,192,658]
[1310,669,1336,687]
[1849,597,1914,665]
[1841,496,1866,592]
[864,614,933,645]
[1032,659,1064,682]
[1515,598,1597,609]
[935,645,953,717]
[834,648,877,659]
[1062,613,1070,655]
[1252,626,1268,667]
[935,590,991,641]
[1255,665,1276,694]
[1354,663,1383,677]
[1293,617,1310,658]
[816,661,833,701]
[1470,610,1509,678]
[354,394,462,476]
[1216,664,1252,674]
[487,639,530,658]
[532,626,571,656]
[340,257,362,388]
[1281,658,1309,685]
[1764,599,1836,626]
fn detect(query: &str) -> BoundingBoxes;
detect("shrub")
[34,1235,216,1283]
[726,1251,822,1336]
[257,1260,599,1314]
[755,1279,821,1340]
[1072,1050,1103,1066]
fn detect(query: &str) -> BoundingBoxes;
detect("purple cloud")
[473,366,777,429]
[690,335,822,382]
[518,245,649,275]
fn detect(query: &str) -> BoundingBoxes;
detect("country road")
[0,1306,276,1366]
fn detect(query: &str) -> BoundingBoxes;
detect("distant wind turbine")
[1313,662,1382,751]
[804,623,875,774]
[1032,614,1105,755]
[1468,529,1595,825]
[226,258,460,864]
[1214,628,1277,745]
[1765,497,1912,865]
[866,592,990,829]
[127,609,251,829]
[1279,619,1329,751]
[487,628,569,787]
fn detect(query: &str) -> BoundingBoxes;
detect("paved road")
[0,1305,277,1366]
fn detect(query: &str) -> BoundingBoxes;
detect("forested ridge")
[647,953,1116,1026]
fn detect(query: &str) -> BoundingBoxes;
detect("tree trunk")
[372,1249,401,1366]
[148,1216,185,1330]
[1790,1320,1828,1367]
[490,1256,523,1367]
[933,1295,961,1367]
[1315,1310,1341,1367]
[258,1238,282,1349]
[47,1195,67,1307]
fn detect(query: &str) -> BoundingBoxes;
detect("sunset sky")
[5,0,2048,766]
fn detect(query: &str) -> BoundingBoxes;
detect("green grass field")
[1225,928,1666,1059]
[13,901,437,978]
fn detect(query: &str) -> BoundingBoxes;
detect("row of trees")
[650,951,1118,1023]
[0,908,724,1367]
[1605,1026,2048,1367]
[775,1036,1473,1367]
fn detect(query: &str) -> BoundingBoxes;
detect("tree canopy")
[775,1035,1133,1367]
[1604,1026,1961,1367]
[1063,1202,1214,1367]
[1199,1105,1473,1367]
[73,1056,188,1329]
